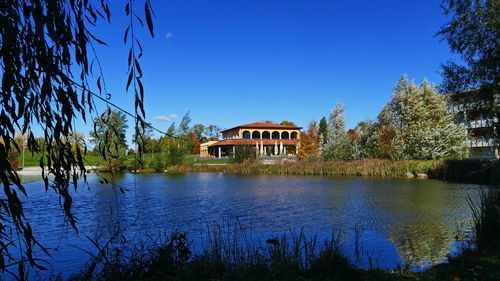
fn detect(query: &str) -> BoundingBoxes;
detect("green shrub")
[233,146,256,163]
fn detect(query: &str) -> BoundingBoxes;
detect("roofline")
[222,125,303,133]
[208,139,300,147]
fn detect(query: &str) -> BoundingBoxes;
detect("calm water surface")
[19,173,479,278]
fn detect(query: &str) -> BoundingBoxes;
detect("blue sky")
[82,0,457,143]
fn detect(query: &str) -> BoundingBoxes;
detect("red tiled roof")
[222,122,302,132]
[208,139,299,147]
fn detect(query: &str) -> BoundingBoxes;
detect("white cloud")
[165,32,174,39]
[154,114,178,122]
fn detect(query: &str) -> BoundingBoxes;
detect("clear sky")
[82,0,458,143]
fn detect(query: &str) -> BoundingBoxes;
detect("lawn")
[16,152,101,168]
[16,152,229,169]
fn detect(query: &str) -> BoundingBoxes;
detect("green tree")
[322,104,351,160]
[178,112,192,135]
[436,0,500,150]
[350,120,379,159]
[436,0,499,93]
[233,146,257,163]
[133,122,155,152]
[90,110,129,171]
[166,123,176,137]
[160,140,185,167]
[191,124,205,140]
[205,125,222,140]
[319,117,328,145]
[377,75,468,160]
[280,120,296,126]
[0,0,153,274]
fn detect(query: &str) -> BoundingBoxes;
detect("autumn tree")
[280,120,297,126]
[297,121,320,159]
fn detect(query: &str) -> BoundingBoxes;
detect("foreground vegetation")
[66,189,500,281]
[169,159,500,185]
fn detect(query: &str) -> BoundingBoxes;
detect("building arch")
[262,131,271,139]
[281,131,289,139]
[243,131,251,139]
[252,131,261,139]
[291,132,298,139]
[271,131,280,139]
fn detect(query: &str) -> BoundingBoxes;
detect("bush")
[233,146,256,163]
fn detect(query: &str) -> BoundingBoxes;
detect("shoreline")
[14,158,499,186]
[167,159,499,185]
[16,166,98,176]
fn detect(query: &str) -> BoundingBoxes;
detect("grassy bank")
[168,159,500,185]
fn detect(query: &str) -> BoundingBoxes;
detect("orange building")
[200,122,302,158]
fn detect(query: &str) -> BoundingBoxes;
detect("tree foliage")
[436,0,499,93]
[280,120,296,126]
[297,121,320,159]
[318,117,328,146]
[349,120,379,160]
[0,0,153,276]
[90,110,129,171]
[321,104,351,160]
[436,0,500,150]
[233,146,256,163]
[191,124,205,140]
[204,124,222,140]
[377,75,468,160]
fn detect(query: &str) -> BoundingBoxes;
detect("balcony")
[466,138,494,148]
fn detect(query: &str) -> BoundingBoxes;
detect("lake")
[19,173,479,279]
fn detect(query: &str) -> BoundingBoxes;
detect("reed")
[68,222,389,281]
[468,188,500,253]
[169,159,500,185]
[169,159,439,178]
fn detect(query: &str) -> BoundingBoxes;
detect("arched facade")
[204,123,302,158]
[251,131,261,139]
[271,131,280,139]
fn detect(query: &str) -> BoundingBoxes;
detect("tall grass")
[169,159,440,178]
[68,222,390,281]
[468,188,500,253]
[169,159,500,185]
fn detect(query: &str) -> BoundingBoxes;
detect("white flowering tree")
[322,103,351,160]
[377,75,468,160]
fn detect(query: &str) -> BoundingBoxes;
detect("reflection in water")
[19,173,478,278]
